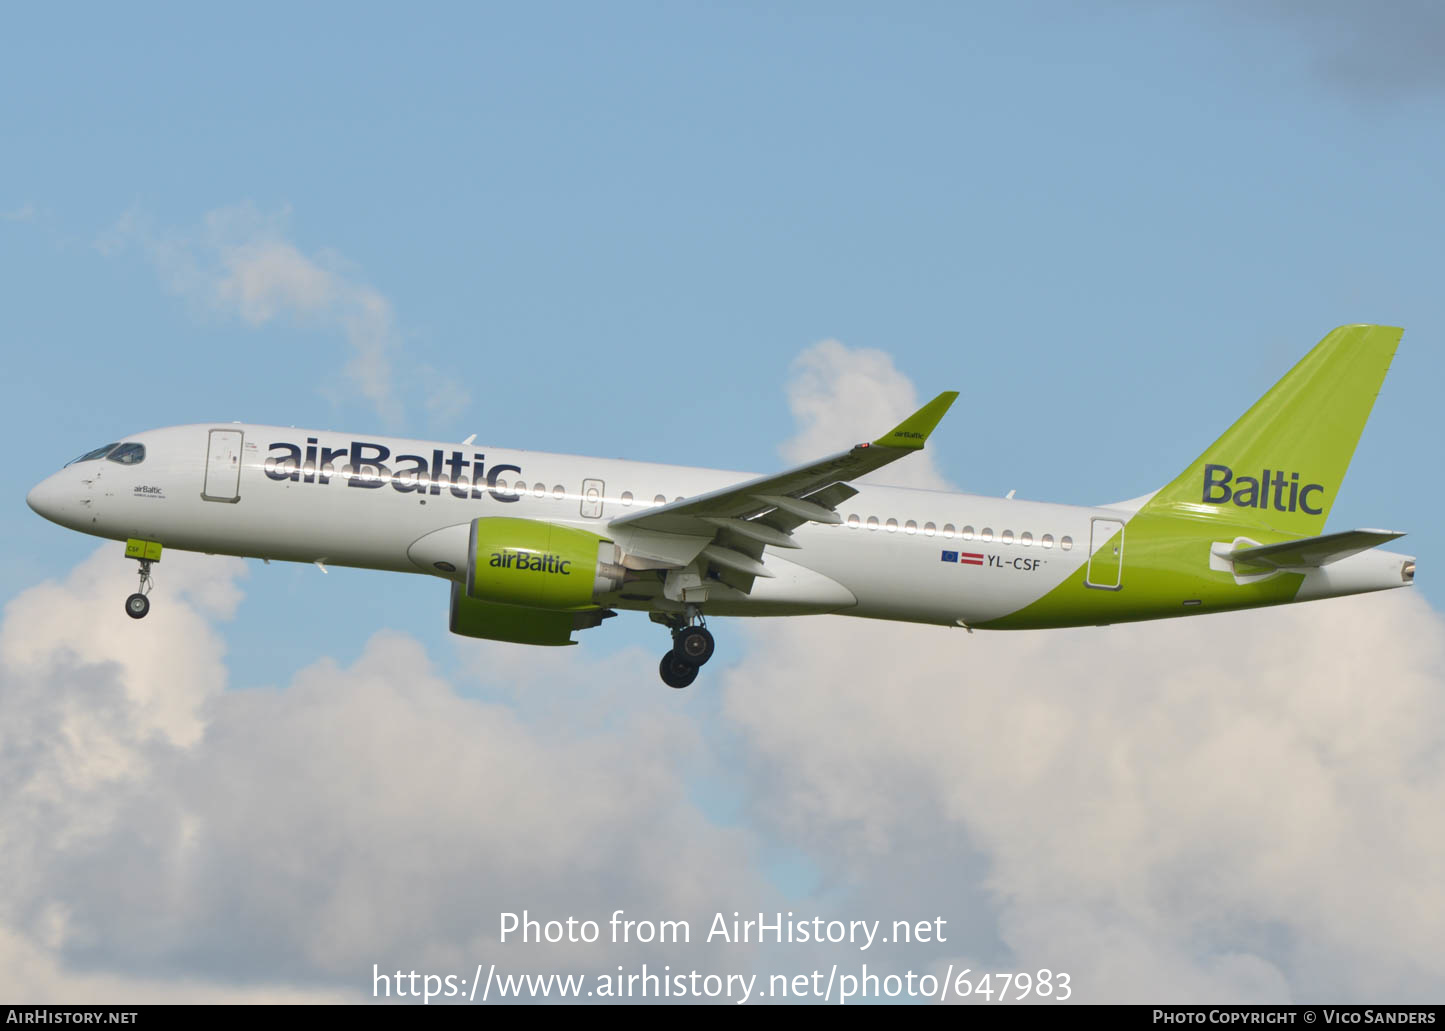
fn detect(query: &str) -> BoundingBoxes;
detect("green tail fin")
[1141,324,1402,536]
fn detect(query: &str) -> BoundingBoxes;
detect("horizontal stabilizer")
[1225,529,1406,570]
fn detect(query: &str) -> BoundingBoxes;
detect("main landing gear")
[657,607,715,689]
[123,538,162,620]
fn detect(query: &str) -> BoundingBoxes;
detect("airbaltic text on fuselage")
[1202,463,1324,514]
[264,439,521,501]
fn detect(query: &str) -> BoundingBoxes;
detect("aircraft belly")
[786,525,1087,627]
[700,554,857,616]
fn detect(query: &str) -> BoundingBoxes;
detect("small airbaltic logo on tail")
[1202,464,1325,514]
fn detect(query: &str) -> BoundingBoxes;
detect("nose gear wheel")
[124,557,155,620]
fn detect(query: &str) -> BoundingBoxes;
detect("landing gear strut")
[123,539,162,621]
[656,605,715,689]
[125,559,154,620]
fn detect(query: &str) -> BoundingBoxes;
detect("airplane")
[26,324,1417,688]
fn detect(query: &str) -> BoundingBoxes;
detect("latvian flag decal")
[941,551,984,566]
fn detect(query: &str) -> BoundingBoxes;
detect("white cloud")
[98,203,451,426]
[783,339,952,490]
[720,338,1445,1002]
[3,335,1441,1004]
[2,203,37,223]
[0,547,767,1002]
[0,924,354,1004]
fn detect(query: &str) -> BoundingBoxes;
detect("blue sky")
[7,4,1440,615]
[3,3,1443,1004]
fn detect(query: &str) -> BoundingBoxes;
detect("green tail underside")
[983,325,1402,629]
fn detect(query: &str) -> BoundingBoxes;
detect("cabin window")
[885,518,898,533]
[1061,535,1074,551]
[943,523,956,538]
[653,494,666,506]
[66,443,119,466]
[866,516,880,531]
[1001,529,1014,545]
[923,522,936,536]
[1041,534,1054,549]
[620,490,633,506]
[961,525,975,540]
[106,443,146,466]
[847,513,860,527]
[533,482,546,498]
[1020,532,1033,546]
[553,485,566,499]
[904,520,917,535]
[981,527,994,542]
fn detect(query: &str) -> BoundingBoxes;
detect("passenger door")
[202,429,244,503]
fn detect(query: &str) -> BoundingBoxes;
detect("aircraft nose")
[26,474,68,523]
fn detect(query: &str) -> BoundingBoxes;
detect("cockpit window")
[66,443,119,466]
[106,443,146,465]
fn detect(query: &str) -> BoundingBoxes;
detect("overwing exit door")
[580,478,605,518]
[202,429,243,503]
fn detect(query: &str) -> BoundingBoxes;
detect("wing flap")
[753,493,843,524]
[699,516,801,549]
[702,543,775,579]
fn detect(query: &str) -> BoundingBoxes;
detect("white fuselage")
[26,423,1413,631]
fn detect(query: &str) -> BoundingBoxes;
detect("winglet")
[872,391,959,450]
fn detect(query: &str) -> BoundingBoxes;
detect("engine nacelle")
[449,585,614,646]
[466,517,625,610]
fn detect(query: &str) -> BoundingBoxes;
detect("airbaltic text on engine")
[491,549,571,574]
[264,439,520,500]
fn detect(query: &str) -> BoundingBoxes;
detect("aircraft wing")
[1226,528,1406,570]
[607,391,958,590]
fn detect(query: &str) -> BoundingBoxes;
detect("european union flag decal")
[941,551,958,563]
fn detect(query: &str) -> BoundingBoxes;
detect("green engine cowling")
[449,585,614,646]
[448,518,626,647]
[466,517,625,610]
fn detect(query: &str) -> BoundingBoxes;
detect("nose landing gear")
[655,606,715,689]
[123,538,162,620]
[125,581,151,619]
